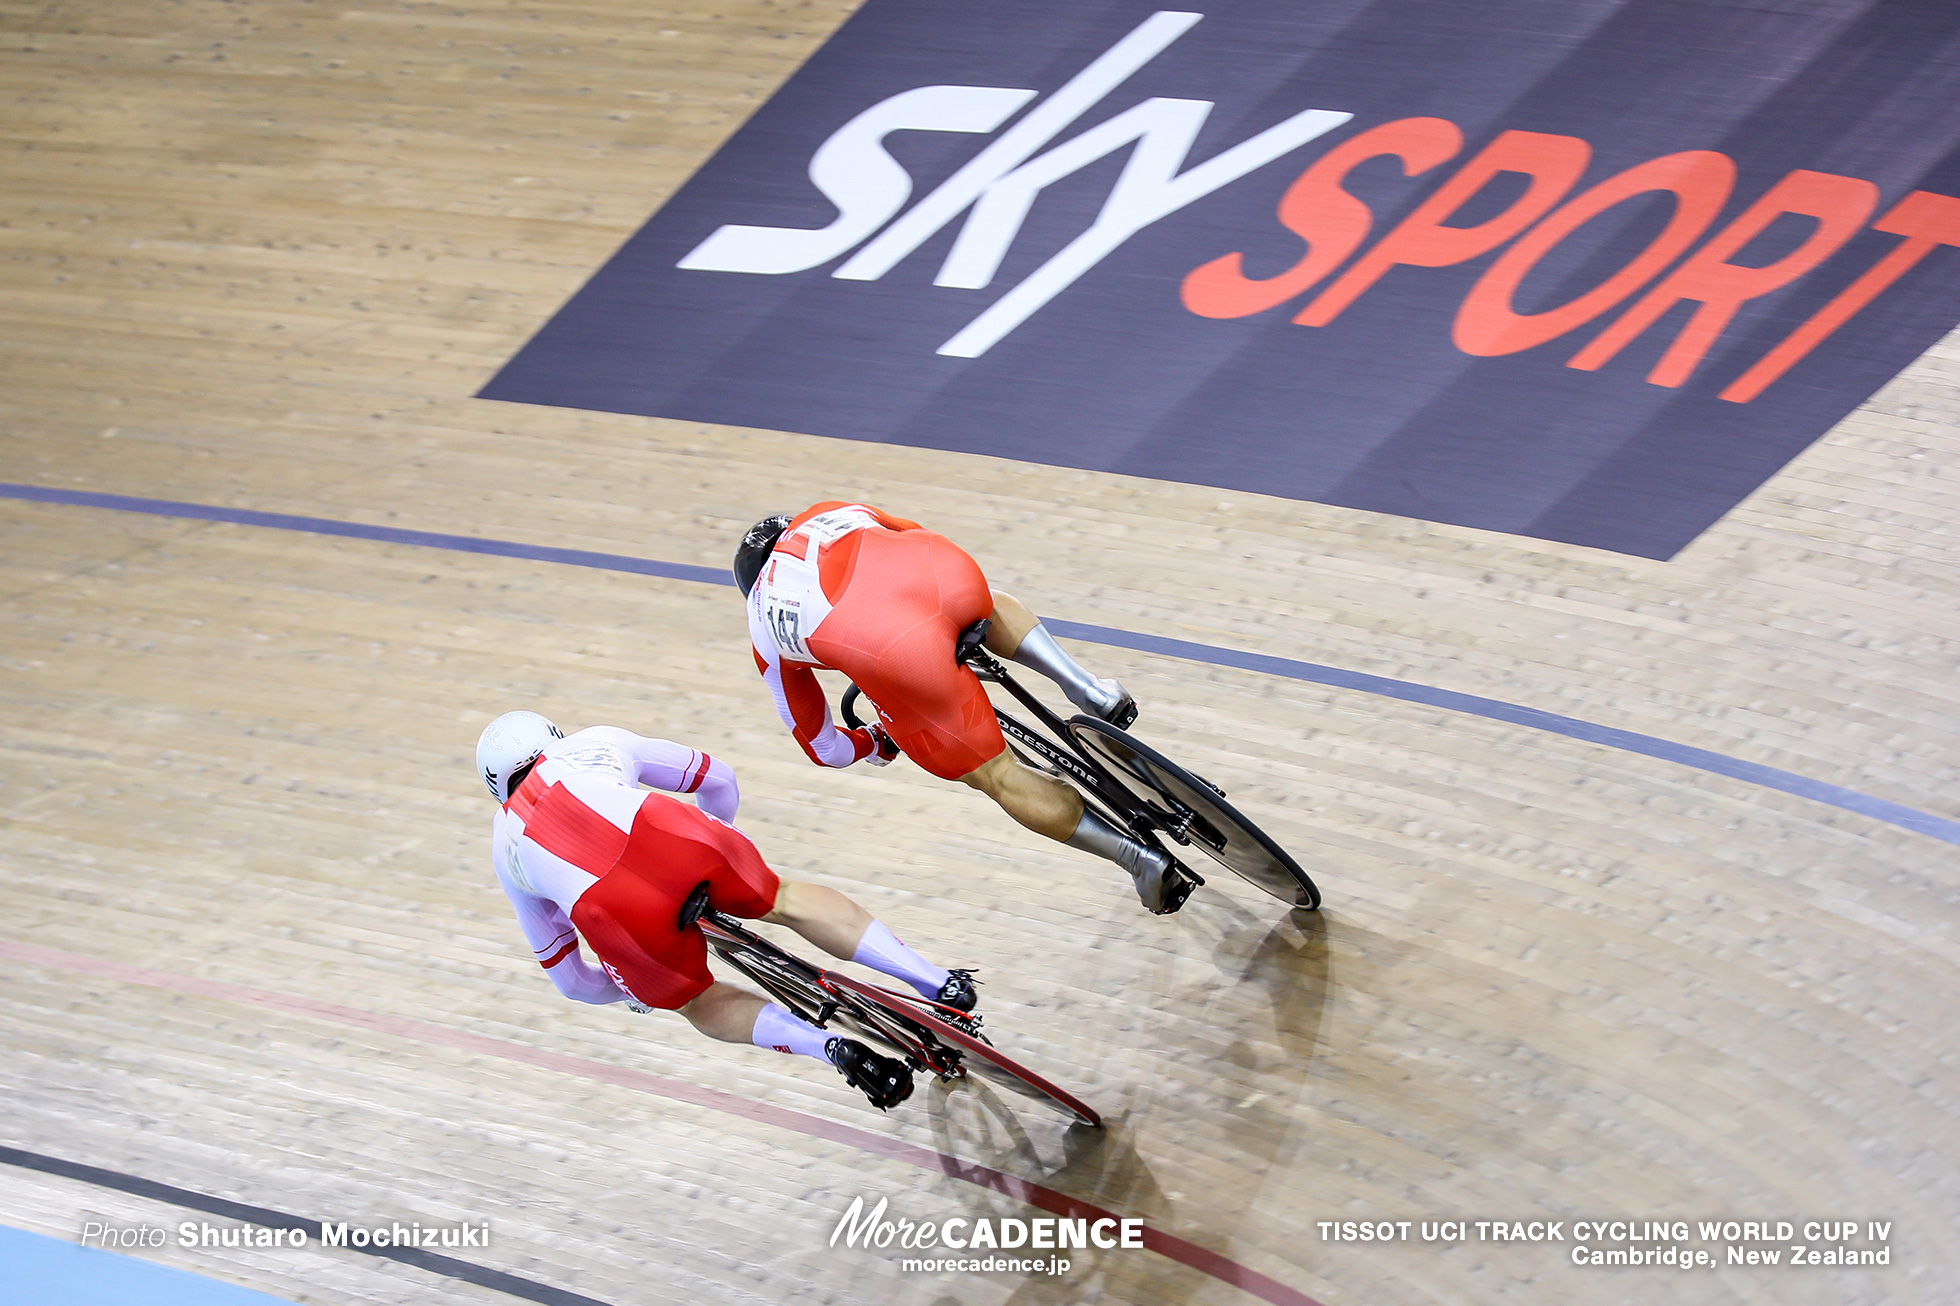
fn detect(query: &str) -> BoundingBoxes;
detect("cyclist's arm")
[862,505,922,532]
[493,839,624,1005]
[606,729,740,824]
[537,929,623,1004]
[751,641,876,768]
[794,501,922,532]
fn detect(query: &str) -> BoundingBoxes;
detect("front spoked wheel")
[827,975,1102,1127]
[1067,718,1320,910]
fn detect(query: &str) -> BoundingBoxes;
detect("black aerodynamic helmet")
[733,514,793,597]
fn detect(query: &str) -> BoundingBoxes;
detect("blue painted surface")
[5,481,1955,847]
[476,0,1960,560]
[2,1224,305,1306]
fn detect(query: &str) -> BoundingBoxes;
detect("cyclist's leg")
[983,589,1133,723]
[765,879,965,1006]
[960,748,1082,841]
[691,800,965,1006]
[690,811,870,961]
[813,535,1162,906]
[682,982,911,1107]
[981,589,1041,652]
[581,805,913,1100]
[681,982,771,1043]
[760,879,871,957]
[682,982,829,1062]
[961,749,1181,911]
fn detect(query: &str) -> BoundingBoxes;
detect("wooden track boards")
[2,3,1956,1304]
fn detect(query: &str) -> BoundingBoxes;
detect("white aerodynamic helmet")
[476,710,563,803]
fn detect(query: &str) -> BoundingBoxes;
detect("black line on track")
[0,1144,618,1306]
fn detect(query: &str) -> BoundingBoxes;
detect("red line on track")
[3,939,1326,1306]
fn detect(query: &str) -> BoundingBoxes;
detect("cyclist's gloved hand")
[860,723,902,767]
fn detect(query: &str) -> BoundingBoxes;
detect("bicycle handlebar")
[840,683,866,730]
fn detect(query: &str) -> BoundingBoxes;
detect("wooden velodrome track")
[2,2,1956,1304]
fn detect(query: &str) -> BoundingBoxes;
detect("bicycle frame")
[840,647,1207,877]
[697,908,1104,1125]
[956,647,1209,880]
[697,909,966,1078]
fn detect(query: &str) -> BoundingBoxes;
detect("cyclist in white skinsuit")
[479,712,976,1109]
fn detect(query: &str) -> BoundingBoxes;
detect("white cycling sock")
[851,920,952,1001]
[750,1002,831,1062]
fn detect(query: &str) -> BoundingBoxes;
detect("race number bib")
[753,505,879,661]
[759,554,821,662]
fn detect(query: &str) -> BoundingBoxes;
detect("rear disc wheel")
[1066,717,1320,909]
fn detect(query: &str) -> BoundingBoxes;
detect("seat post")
[676,879,713,930]
[954,618,992,665]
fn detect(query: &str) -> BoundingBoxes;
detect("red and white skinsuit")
[746,503,1007,781]
[491,726,779,1010]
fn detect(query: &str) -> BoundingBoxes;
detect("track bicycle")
[680,884,1101,1126]
[843,620,1320,913]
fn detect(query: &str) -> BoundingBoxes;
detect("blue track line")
[6,481,1956,847]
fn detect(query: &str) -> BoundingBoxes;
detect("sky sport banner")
[480,0,1960,559]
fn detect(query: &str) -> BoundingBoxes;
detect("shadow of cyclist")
[921,1095,1210,1305]
[925,1071,1052,1176]
[1165,885,1335,1064]
[913,902,1337,1305]
[1229,904,1333,1060]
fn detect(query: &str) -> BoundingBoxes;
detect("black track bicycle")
[843,620,1320,914]
[683,885,1100,1126]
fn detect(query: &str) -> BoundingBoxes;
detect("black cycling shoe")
[1120,842,1196,915]
[1155,864,1198,916]
[933,969,979,1014]
[825,1037,915,1110]
[1081,676,1138,730]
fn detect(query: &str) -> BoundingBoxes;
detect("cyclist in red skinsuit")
[738,503,1187,913]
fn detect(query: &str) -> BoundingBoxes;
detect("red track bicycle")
[693,902,1100,1126]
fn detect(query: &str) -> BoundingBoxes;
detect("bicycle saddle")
[676,879,712,930]
[955,618,991,664]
